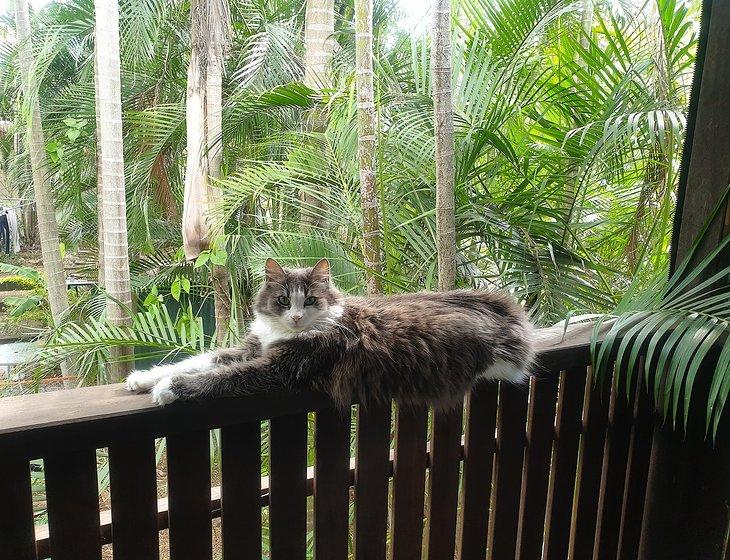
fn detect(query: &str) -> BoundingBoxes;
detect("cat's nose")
[291,314,302,324]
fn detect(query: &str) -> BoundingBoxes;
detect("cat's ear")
[311,258,331,283]
[264,258,285,283]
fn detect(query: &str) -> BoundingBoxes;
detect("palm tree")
[579,0,593,52]
[432,0,456,291]
[182,0,232,340]
[206,0,232,340]
[13,0,72,384]
[182,0,211,263]
[354,0,383,294]
[93,48,104,290]
[4,0,703,390]
[94,0,133,382]
[300,0,335,230]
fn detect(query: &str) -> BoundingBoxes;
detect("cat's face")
[254,258,344,333]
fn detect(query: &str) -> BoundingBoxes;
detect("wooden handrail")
[0,321,608,459]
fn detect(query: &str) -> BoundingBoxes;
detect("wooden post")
[639,1,730,558]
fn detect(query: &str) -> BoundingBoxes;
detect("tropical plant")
[94,0,134,381]
[432,0,456,291]
[0,0,703,388]
[354,0,384,294]
[592,203,730,440]
[299,0,335,231]
[12,0,71,383]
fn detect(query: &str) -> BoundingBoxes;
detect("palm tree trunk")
[579,0,593,52]
[354,0,383,294]
[13,0,72,385]
[17,127,39,246]
[300,0,335,230]
[182,0,210,262]
[432,0,456,291]
[94,44,105,290]
[182,0,232,341]
[95,0,133,382]
[206,0,232,341]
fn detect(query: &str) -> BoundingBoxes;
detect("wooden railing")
[0,323,726,560]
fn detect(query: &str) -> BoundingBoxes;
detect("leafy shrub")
[3,294,45,317]
[0,275,42,292]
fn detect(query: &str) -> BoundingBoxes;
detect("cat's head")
[254,258,344,333]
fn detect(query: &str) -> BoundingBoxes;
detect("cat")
[125,258,535,408]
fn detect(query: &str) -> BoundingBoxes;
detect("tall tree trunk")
[13,0,72,385]
[95,0,133,382]
[432,0,456,291]
[354,0,383,294]
[579,0,593,53]
[206,0,232,342]
[182,0,232,341]
[94,44,105,290]
[182,0,210,262]
[300,0,335,230]
[13,128,39,246]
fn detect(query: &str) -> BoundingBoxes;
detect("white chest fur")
[249,318,292,352]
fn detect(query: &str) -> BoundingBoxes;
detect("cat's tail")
[481,316,536,385]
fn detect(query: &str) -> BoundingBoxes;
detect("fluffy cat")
[125,258,535,407]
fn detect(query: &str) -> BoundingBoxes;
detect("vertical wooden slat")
[426,403,464,560]
[0,458,36,560]
[269,413,307,560]
[568,366,610,559]
[637,419,685,560]
[221,422,262,560]
[354,402,392,560]
[487,382,528,560]
[109,439,159,560]
[315,407,351,560]
[45,448,101,560]
[543,368,587,560]
[458,383,498,560]
[390,404,428,560]
[593,366,635,560]
[617,359,653,560]
[167,430,212,560]
[516,375,559,560]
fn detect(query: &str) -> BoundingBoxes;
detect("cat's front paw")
[151,376,179,406]
[125,370,157,392]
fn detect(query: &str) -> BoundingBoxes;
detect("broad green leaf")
[194,251,210,268]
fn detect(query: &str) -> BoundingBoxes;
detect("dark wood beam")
[670,0,730,273]
[642,2,730,558]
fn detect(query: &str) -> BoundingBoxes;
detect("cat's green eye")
[304,296,317,306]
[277,296,290,306]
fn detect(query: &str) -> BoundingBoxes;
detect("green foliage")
[18,300,208,385]
[0,275,42,292]
[2,0,711,420]
[1,0,699,321]
[3,294,44,317]
[0,263,44,285]
[592,197,730,439]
